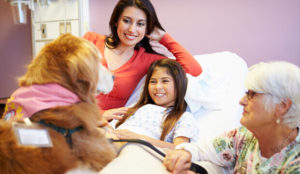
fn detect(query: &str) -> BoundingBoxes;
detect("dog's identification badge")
[13,125,53,147]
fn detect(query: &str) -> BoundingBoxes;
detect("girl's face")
[116,6,147,49]
[148,67,176,108]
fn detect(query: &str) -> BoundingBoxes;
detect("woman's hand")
[113,129,143,140]
[102,107,129,121]
[163,149,192,174]
[147,27,166,42]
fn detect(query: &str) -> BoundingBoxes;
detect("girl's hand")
[103,127,119,140]
[163,149,192,174]
[113,129,143,140]
[146,27,166,42]
[102,107,129,121]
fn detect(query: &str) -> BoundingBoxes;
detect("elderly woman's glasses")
[245,90,264,100]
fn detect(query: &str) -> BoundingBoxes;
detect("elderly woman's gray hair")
[244,61,300,128]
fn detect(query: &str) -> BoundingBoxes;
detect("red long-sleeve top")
[83,32,202,110]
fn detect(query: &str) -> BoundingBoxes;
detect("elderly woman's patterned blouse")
[178,126,300,173]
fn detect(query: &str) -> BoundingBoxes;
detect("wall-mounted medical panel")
[31,0,89,57]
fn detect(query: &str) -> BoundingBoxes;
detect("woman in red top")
[84,0,202,121]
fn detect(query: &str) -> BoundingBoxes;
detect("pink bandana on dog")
[3,83,80,120]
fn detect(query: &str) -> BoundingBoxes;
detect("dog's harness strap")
[110,139,208,174]
[38,120,83,148]
[65,130,73,148]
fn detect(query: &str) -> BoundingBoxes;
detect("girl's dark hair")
[106,0,165,55]
[116,59,188,141]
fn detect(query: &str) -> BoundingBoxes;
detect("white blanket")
[100,143,224,174]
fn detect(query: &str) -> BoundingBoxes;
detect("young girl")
[113,59,198,149]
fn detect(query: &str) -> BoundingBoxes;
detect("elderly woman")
[163,61,300,174]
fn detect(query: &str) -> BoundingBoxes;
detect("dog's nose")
[112,75,116,81]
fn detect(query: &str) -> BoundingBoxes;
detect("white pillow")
[185,51,248,114]
[185,71,227,113]
[125,76,146,107]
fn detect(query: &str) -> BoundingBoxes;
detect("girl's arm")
[173,136,190,146]
[147,28,202,76]
[141,135,190,149]
[114,129,190,149]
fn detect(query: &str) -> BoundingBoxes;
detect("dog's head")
[18,34,114,104]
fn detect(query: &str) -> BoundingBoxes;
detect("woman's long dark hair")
[106,0,165,55]
[116,59,188,141]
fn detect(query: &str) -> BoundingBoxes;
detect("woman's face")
[116,6,147,49]
[148,67,176,108]
[239,91,275,131]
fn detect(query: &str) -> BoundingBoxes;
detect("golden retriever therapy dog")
[0,34,117,174]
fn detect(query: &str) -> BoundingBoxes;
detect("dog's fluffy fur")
[0,34,116,174]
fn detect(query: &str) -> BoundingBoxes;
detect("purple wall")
[0,0,299,98]
[90,0,300,67]
[0,1,32,98]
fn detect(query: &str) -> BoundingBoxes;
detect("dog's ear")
[63,35,102,104]
[67,52,100,104]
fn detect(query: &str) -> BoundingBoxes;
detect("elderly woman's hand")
[146,27,166,42]
[102,107,129,121]
[163,149,193,174]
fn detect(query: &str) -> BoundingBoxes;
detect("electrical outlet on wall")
[66,22,71,33]
[41,24,47,38]
[59,22,72,35]
[59,22,65,35]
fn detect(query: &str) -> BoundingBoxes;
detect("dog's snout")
[112,75,116,81]
[97,64,114,94]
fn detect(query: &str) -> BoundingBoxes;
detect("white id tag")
[13,124,53,147]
